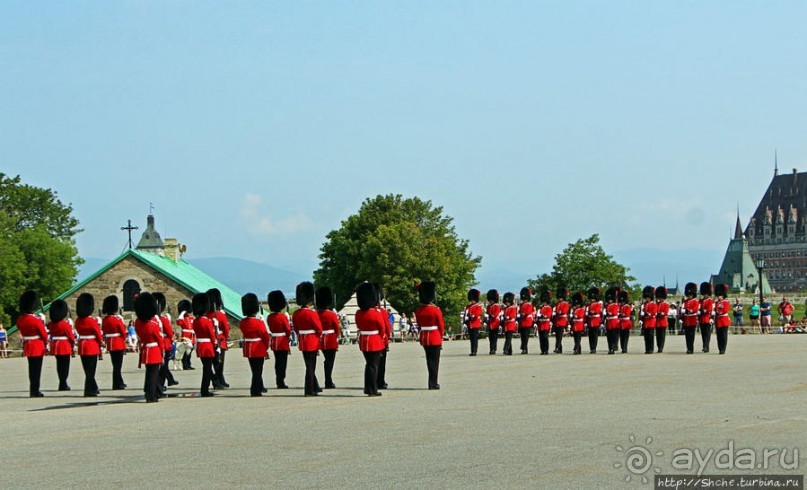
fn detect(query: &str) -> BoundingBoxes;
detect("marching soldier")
[414,281,444,390]
[714,284,731,355]
[640,286,657,354]
[134,292,165,403]
[585,287,603,354]
[266,290,291,389]
[618,290,632,353]
[16,291,48,397]
[552,288,570,354]
[101,295,127,389]
[464,289,483,356]
[654,287,669,353]
[569,292,586,355]
[355,282,385,396]
[604,288,621,354]
[206,288,230,389]
[192,293,217,396]
[374,284,392,390]
[501,292,517,355]
[153,293,178,389]
[682,282,700,354]
[292,282,323,397]
[239,293,271,396]
[74,293,102,397]
[47,299,74,391]
[485,290,501,355]
[699,282,714,353]
[176,299,195,370]
[517,288,534,355]
[316,286,340,389]
[536,290,553,355]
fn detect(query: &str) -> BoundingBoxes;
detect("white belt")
[51,336,69,340]
[270,332,287,337]
[588,314,601,317]
[105,333,121,338]
[78,335,96,340]
[144,342,159,348]
[360,330,379,336]
[606,316,618,320]
[22,336,40,341]
[717,314,729,317]
[243,338,261,342]
[420,326,438,331]
[182,329,193,333]
[322,329,335,334]
[196,338,212,343]
[298,330,315,335]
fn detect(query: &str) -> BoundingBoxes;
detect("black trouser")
[572,332,582,353]
[28,356,43,396]
[182,350,193,369]
[55,355,70,390]
[248,357,264,396]
[700,323,712,352]
[160,349,176,386]
[362,350,381,395]
[423,345,441,388]
[213,349,227,386]
[302,351,319,395]
[716,327,728,353]
[538,330,550,354]
[643,329,655,353]
[469,328,480,354]
[606,329,620,352]
[144,363,160,402]
[80,355,98,396]
[274,350,288,387]
[620,329,630,353]
[656,325,667,352]
[488,328,498,353]
[110,350,125,389]
[502,332,513,355]
[553,326,564,353]
[323,349,337,387]
[200,357,214,395]
[588,327,600,352]
[684,326,696,353]
[518,327,531,353]
[377,348,387,387]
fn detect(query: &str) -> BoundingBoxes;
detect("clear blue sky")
[2,1,806,285]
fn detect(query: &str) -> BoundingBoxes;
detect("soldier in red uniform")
[517,288,534,355]
[240,293,271,396]
[536,290,553,355]
[266,290,291,389]
[699,282,714,353]
[464,289,483,356]
[585,287,603,354]
[192,293,217,396]
[501,292,517,356]
[682,282,700,354]
[47,299,74,391]
[74,293,102,397]
[604,288,621,354]
[134,292,165,403]
[639,286,658,354]
[415,281,444,390]
[654,287,669,353]
[153,293,178,390]
[618,290,633,353]
[101,295,127,389]
[176,299,195,370]
[293,282,323,397]
[552,288,570,354]
[485,290,501,355]
[16,291,48,397]
[316,286,340,389]
[570,292,586,355]
[355,282,385,396]
[374,283,392,390]
[714,284,731,355]
[206,288,230,389]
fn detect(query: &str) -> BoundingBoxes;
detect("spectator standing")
[748,299,760,331]
[760,298,771,334]
[778,297,794,327]
[0,323,7,358]
[732,298,744,332]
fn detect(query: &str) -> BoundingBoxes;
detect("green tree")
[314,194,481,323]
[0,173,83,326]
[527,234,638,299]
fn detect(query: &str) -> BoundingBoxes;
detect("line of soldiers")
[463,281,732,356]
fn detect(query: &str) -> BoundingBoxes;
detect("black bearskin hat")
[618,290,630,303]
[715,284,728,297]
[177,299,192,315]
[502,292,515,305]
[468,288,481,302]
[699,282,712,296]
[206,288,223,310]
[76,293,95,318]
[49,299,69,322]
[418,281,436,305]
[191,293,210,318]
[540,289,552,303]
[604,287,617,302]
[587,287,601,301]
[241,293,260,317]
[316,286,334,309]
[134,292,158,322]
[356,282,377,310]
[153,292,167,313]
[654,286,668,300]
[267,290,286,313]
[296,281,315,307]
[486,289,499,302]
[642,286,655,300]
[20,290,38,314]
[520,287,532,301]
[373,282,384,306]
[571,292,584,306]
[556,287,568,300]
[102,295,119,315]
[684,282,698,297]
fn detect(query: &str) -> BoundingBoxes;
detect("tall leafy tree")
[0,173,83,326]
[314,194,480,322]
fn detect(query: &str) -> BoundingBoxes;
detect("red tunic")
[376,306,392,346]
[193,316,217,358]
[714,299,731,328]
[207,311,230,351]
[159,314,174,351]
[102,315,127,352]
[605,303,620,330]
[656,301,669,329]
[415,304,444,347]
[317,309,341,351]
[267,313,292,352]
[536,305,553,332]
[16,314,48,357]
[136,318,165,365]
[570,306,586,333]
[619,304,633,330]
[292,307,322,352]
[517,303,534,328]
[75,316,103,356]
[586,301,603,329]
[240,317,271,358]
[502,305,518,332]
[486,304,502,330]
[464,303,483,329]
[355,308,386,352]
[48,320,75,356]
[699,298,714,325]
[177,313,196,345]
[641,301,658,329]
[553,301,570,328]
[682,298,700,327]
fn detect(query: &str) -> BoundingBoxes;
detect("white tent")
[338,292,402,340]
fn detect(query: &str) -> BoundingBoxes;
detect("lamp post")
[754,259,765,331]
